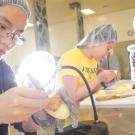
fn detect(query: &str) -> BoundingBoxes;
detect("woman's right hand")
[0,87,49,124]
[97,70,116,83]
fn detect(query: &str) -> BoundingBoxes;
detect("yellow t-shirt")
[57,48,97,86]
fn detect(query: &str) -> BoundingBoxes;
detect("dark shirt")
[0,60,37,135]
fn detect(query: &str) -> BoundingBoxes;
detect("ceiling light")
[81,8,95,15]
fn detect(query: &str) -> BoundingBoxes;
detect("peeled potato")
[115,86,127,92]
[46,103,70,119]
[115,84,131,96]
[97,90,107,97]
[124,83,132,91]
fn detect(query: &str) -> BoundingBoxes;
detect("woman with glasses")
[0,0,61,135]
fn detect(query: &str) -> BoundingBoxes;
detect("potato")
[124,83,132,91]
[96,90,107,97]
[115,84,132,96]
[46,103,70,119]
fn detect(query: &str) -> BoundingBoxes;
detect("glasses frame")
[0,20,25,45]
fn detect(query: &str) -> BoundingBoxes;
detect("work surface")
[80,80,135,108]
[80,80,135,135]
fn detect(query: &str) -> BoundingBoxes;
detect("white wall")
[49,8,135,56]
[49,20,78,56]
[84,8,135,42]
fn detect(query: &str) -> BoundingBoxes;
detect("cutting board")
[95,90,135,101]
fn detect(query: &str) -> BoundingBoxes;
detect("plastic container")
[127,44,135,87]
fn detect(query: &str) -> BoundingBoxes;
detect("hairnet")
[76,24,117,47]
[0,0,30,17]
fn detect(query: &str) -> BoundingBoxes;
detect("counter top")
[80,80,135,108]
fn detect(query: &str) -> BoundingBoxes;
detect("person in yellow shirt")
[58,24,117,101]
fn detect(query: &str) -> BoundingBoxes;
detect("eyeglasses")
[0,22,25,45]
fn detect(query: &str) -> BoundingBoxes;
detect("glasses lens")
[0,21,25,45]
[15,35,25,45]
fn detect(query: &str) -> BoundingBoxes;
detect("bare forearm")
[76,77,101,101]
[62,70,116,102]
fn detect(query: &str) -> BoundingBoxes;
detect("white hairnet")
[0,0,30,17]
[76,24,117,47]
